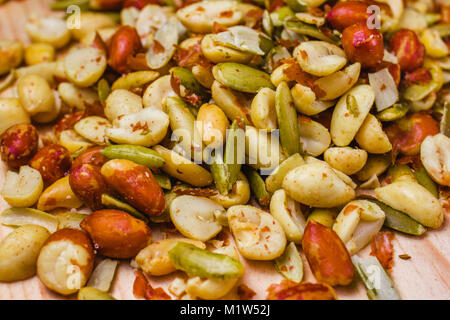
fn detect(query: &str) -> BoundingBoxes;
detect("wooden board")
[0,0,449,300]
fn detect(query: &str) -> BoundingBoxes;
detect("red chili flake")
[308,7,325,17]
[172,185,218,197]
[219,10,234,18]
[212,21,229,34]
[269,0,285,13]
[266,280,337,300]
[133,271,171,300]
[173,42,212,69]
[126,53,151,71]
[282,62,326,98]
[403,68,432,87]
[396,155,422,170]
[370,231,395,272]
[276,39,300,49]
[442,6,450,24]
[237,284,256,300]
[130,121,149,133]
[153,39,165,54]
[245,9,263,20]
[92,32,107,53]
[398,254,411,260]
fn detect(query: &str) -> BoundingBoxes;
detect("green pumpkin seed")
[78,287,115,300]
[168,242,244,279]
[153,173,172,190]
[262,10,273,37]
[387,164,416,183]
[274,242,303,283]
[210,150,230,195]
[368,200,426,236]
[425,13,441,26]
[97,78,110,106]
[276,81,301,156]
[352,256,400,300]
[111,71,160,91]
[414,167,439,198]
[243,166,270,206]
[101,194,149,224]
[1,208,58,233]
[270,6,295,27]
[376,102,409,122]
[284,19,340,44]
[170,67,209,107]
[212,63,274,93]
[432,24,450,37]
[101,144,165,168]
[285,0,308,12]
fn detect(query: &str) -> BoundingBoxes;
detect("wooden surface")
[0,0,449,300]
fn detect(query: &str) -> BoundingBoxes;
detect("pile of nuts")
[0,0,449,300]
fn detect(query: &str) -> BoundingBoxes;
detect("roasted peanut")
[30,144,72,184]
[37,229,94,295]
[389,29,425,71]
[108,26,142,74]
[69,163,111,210]
[302,220,355,286]
[326,1,370,32]
[0,225,50,282]
[101,159,166,216]
[0,123,39,168]
[341,23,384,68]
[81,209,151,259]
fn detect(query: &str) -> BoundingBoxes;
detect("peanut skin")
[302,220,355,286]
[72,145,108,168]
[0,123,39,168]
[101,159,166,216]
[108,26,142,74]
[80,209,151,259]
[30,144,72,184]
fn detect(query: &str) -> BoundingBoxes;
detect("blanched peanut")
[250,88,277,131]
[282,162,355,208]
[192,65,215,88]
[330,85,375,146]
[17,74,55,116]
[170,195,224,241]
[59,130,93,154]
[135,4,174,48]
[74,116,112,145]
[71,12,117,41]
[270,189,306,244]
[104,89,143,121]
[211,80,252,125]
[314,62,361,101]
[0,225,50,282]
[135,238,205,276]
[266,153,304,193]
[196,104,229,148]
[0,40,23,76]
[0,99,30,135]
[176,1,242,33]
[106,108,169,147]
[332,200,385,255]
[291,84,334,116]
[142,75,177,110]
[209,173,251,208]
[1,166,43,208]
[37,176,83,211]
[355,154,391,181]
[25,16,71,49]
[25,43,54,65]
[307,209,336,228]
[375,181,444,228]
[298,116,331,157]
[228,205,286,260]
[37,229,94,295]
[355,114,392,154]
[324,147,368,175]
[153,145,213,187]
[185,246,241,300]
[58,83,100,112]
[420,134,450,187]
[64,47,107,87]
[201,34,253,64]
[294,41,347,77]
